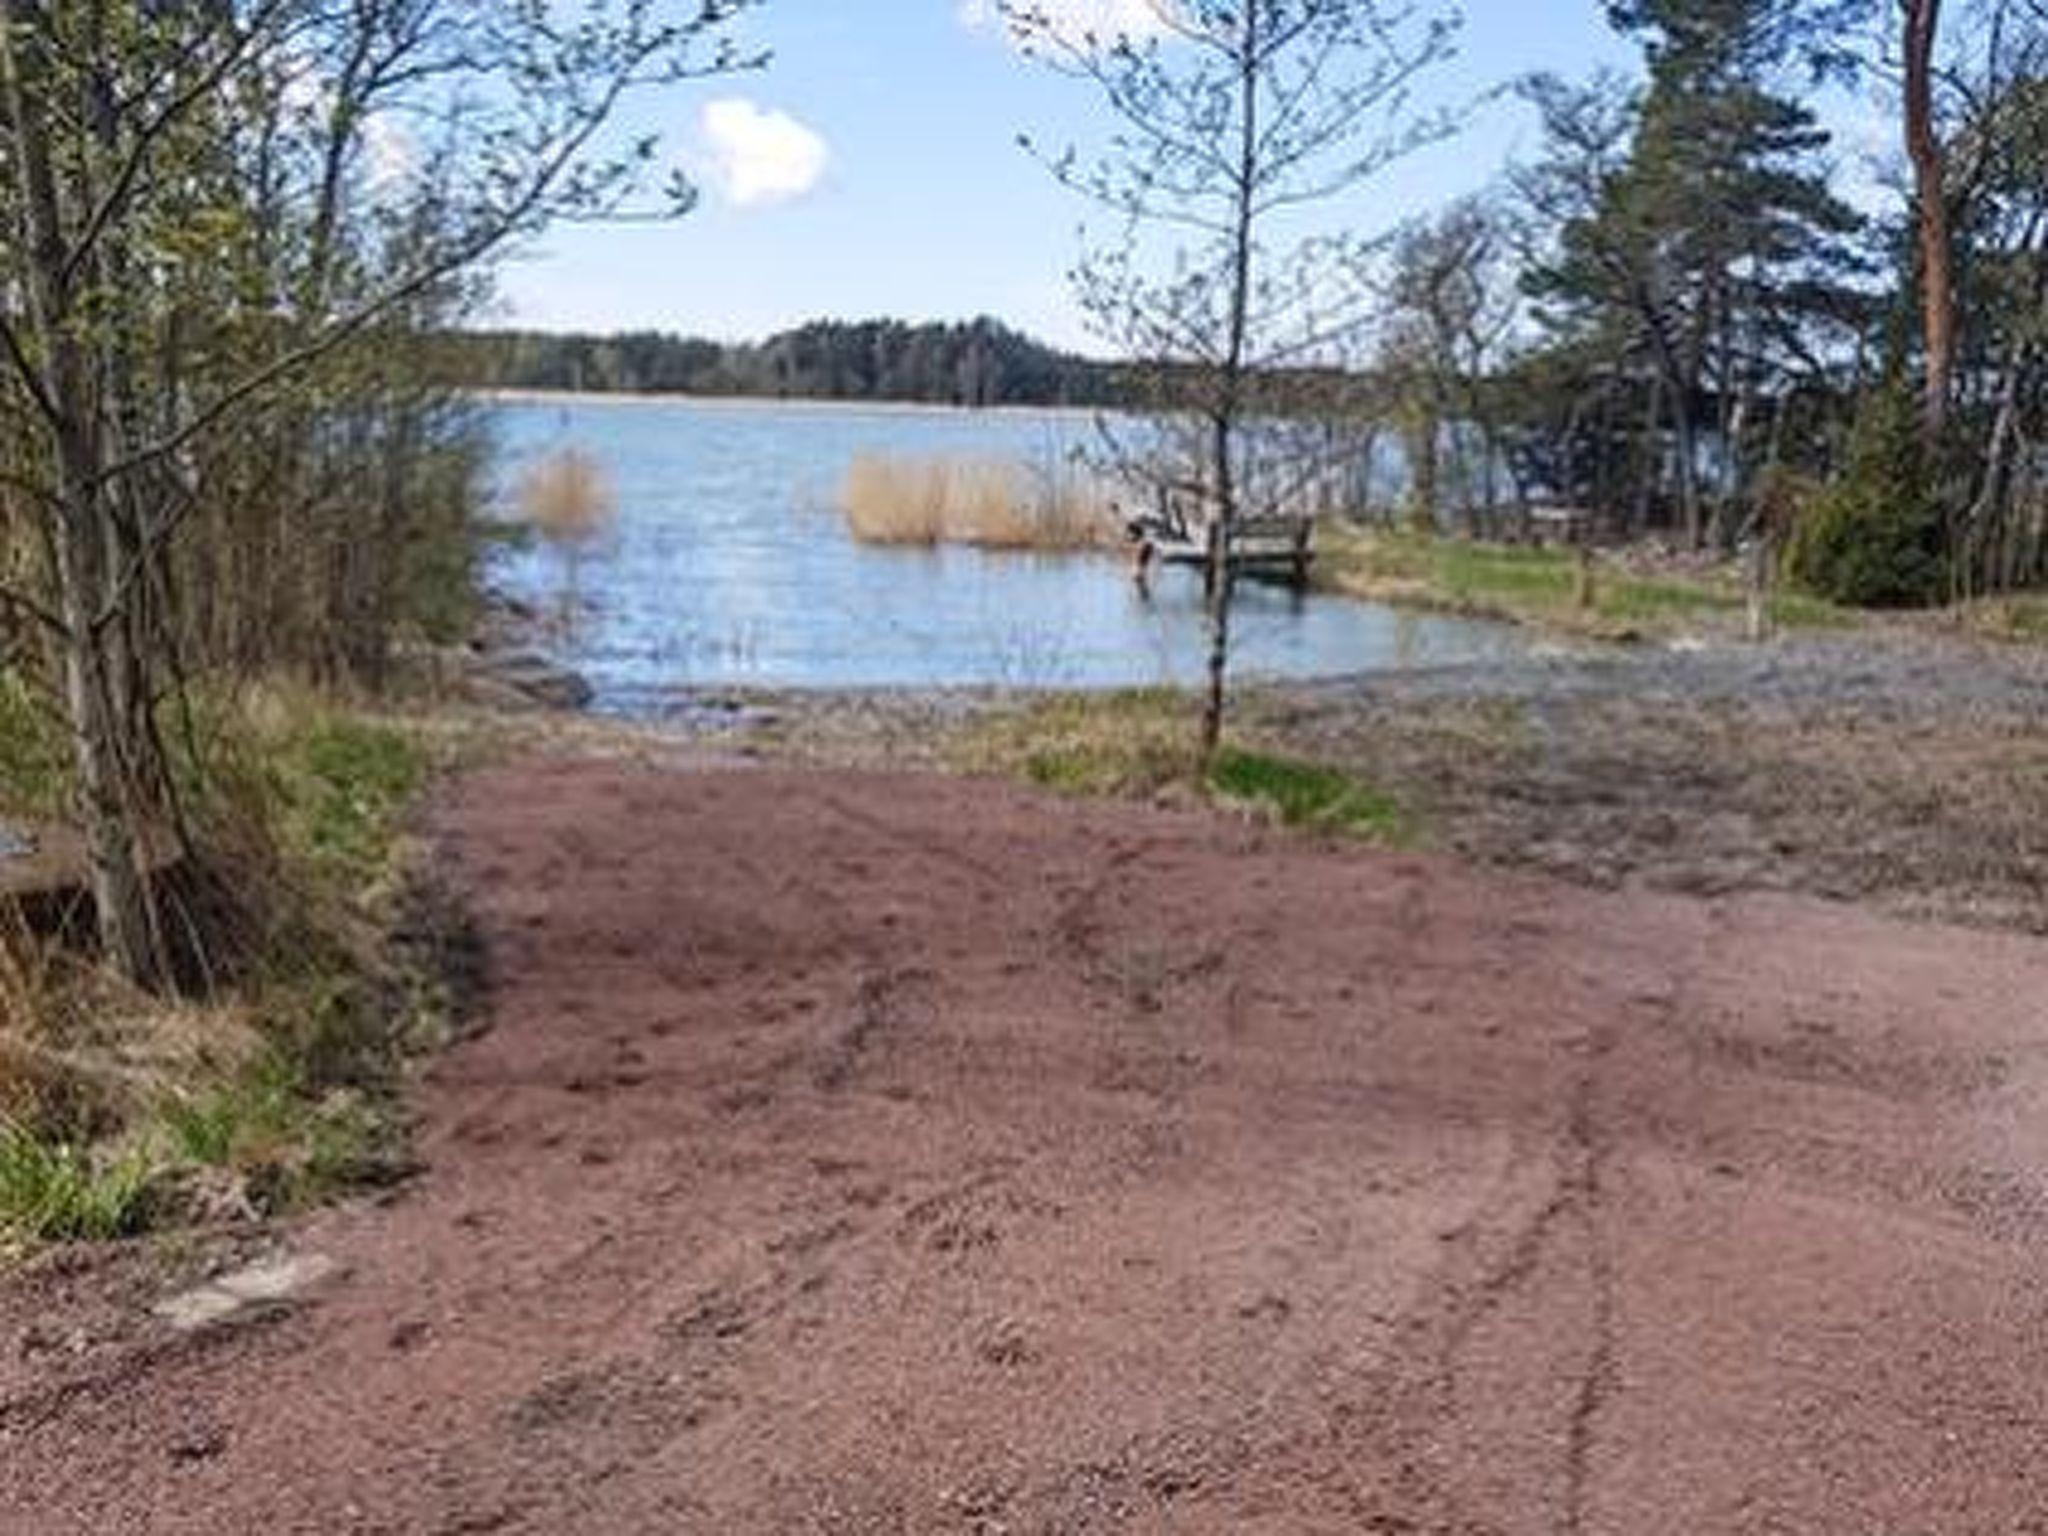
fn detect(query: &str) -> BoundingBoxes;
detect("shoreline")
[465,386,1112,421]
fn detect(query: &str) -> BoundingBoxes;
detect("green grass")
[1318,526,1853,636]
[271,714,428,885]
[959,690,1413,846]
[157,1049,388,1210]
[1207,748,1411,842]
[2,691,448,1261]
[0,1121,154,1244]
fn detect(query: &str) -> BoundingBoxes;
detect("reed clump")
[517,447,617,550]
[841,453,1115,551]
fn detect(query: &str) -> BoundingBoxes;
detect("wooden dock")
[1136,514,1316,588]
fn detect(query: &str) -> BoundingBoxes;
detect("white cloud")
[959,0,1177,50]
[698,98,828,208]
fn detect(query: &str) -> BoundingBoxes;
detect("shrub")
[1786,382,1948,607]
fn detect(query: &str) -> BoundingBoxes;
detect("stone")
[154,1253,343,1332]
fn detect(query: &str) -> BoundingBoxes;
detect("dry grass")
[1,691,456,1253]
[841,453,1116,551]
[517,447,616,549]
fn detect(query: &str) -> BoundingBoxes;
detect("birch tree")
[1005,0,1459,756]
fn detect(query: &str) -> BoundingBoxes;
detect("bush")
[1786,383,1948,607]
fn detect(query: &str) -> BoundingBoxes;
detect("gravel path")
[641,630,2048,932]
[4,763,2047,1532]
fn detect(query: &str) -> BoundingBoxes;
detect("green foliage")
[3,695,446,1261]
[0,670,67,816]
[0,1123,154,1244]
[1207,750,1411,843]
[959,691,1412,844]
[1786,383,1948,607]
[273,715,428,885]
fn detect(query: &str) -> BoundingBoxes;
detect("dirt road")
[5,762,2047,1532]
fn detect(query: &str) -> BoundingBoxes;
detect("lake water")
[485,396,1519,711]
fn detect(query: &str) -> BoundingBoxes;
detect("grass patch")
[156,1046,390,1211]
[957,689,1412,845]
[963,687,1198,796]
[269,713,428,886]
[1208,748,1411,842]
[1954,593,2048,643]
[0,1121,154,1244]
[1317,525,1852,637]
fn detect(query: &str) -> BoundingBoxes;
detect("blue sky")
[493,2,1877,352]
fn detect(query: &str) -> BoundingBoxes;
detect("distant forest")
[441,318,1125,408]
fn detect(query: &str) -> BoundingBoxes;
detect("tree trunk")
[1904,0,1955,441]
[1199,2,1262,763]
[2,2,164,985]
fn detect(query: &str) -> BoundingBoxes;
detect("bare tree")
[1005,0,1459,757]
[0,0,761,984]
[1378,194,1522,535]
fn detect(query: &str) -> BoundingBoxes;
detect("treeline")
[443,318,1126,408]
[1351,0,2048,607]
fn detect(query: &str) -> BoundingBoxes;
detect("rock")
[466,650,595,711]
[154,1253,344,1333]
[0,822,32,860]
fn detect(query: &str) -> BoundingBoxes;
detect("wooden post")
[1746,529,1773,643]
[1291,517,1312,589]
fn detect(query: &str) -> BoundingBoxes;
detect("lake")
[485,395,1519,712]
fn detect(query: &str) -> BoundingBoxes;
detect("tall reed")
[841,453,1115,551]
